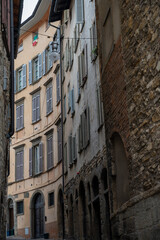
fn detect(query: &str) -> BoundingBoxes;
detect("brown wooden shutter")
[39,142,43,172]
[29,148,33,177]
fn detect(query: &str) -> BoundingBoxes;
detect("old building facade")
[7,1,63,239]
[0,0,23,239]
[49,0,110,239]
[95,0,160,239]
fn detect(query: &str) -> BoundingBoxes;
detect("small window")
[29,141,43,177]
[57,122,62,162]
[90,21,98,62]
[43,43,53,75]
[63,95,66,122]
[48,192,54,207]
[75,0,84,24]
[16,201,24,215]
[33,57,39,82]
[56,69,61,103]
[96,84,103,128]
[29,54,42,85]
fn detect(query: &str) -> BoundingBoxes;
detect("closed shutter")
[16,106,20,130]
[43,50,46,75]
[72,136,77,162]
[47,136,53,169]
[46,87,49,114]
[64,143,67,173]
[84,44,88,78]
[90,26,93,61]
[29,60,32,85]
[82,112,85,149]
[56,71,60,102]
[77,71,81,99]
[39,142,43,172]
[49,42,53,69]
[36,94,40,121]
[49,85,52,112]
[76,0,84,24]
[29,148,32,177]
[69,135,72,165]
[50,136,53,168]
[16,152,20,181]
[19,151,24,180]
[14,70,17,93]
[20,104,24,129]
[74,26,76,53]
[71,89,74,115]
[38,53,42,79]
[32,97,36,122]
[22,64,27,89]
[57,29,61,54]
[58,123,62,162]
[86,107,90,144]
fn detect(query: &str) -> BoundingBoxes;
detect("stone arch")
[111,132,129,209]
[57,187,64,239]
[91,175,102,240]
[79,181,87,239]
[30,190,45,238]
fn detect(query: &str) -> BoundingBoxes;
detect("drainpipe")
[49,22,65,240]
[7,0,14,139]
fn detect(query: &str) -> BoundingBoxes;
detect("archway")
[30,191,45,238]
[92,176,102,240]
[8,198,14,236]
[79,181,87,239]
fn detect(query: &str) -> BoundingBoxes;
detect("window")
[96,84,103,128]
[64,143,68,173]
[46,82,53,115]
[16,101,24,131]
[32,91,40,123]
[68,134,77,166]
[47,134,53,170]
[90,21,98,62]
[70,88,75,116]
[29,54,42,84]
[16,201,24,215]
[64,9,69,24]
[74,24,80,53]
[69,39,74,71]
[43,42,53,75]
[78,44,88,88]
[63,95,66,122]
[29,141,43,177]
[62,56,65,82]
[78,107,90,153]
[56,69,61,103]
[64,39,69,72]
[48,192,54,207]
[75,0,84,24]
[15,148,24,181]
[57,122,62,162]
[14,64,26,93]
[18,43,23,53]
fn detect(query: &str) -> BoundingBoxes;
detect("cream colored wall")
[7,18,62,232]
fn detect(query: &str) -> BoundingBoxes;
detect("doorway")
[34,193,44,238]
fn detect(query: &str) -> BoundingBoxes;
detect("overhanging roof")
[49,0,71,22]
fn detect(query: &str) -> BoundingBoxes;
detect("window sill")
[63,117,66,124]
[16,127,24,132]
[97,123,103,132]
[76,94,81,103]
[71,111,75,118]
[48,205,55,209]
[67,107,71,114]
[16,213,24,216]
[46,166,54,172]
[46,110,53,117]
[56,100,61,106]
[15,178,24,183]
[32,118,41,125]
[15,87,26,94]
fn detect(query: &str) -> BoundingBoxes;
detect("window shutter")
[71,89,74,114]
[87,107,90,144]
[77,71,81,99]
[49,42,53,69]
[58,123,62,162]
[16,152,19,181]
[38,53,42,79]
[39,142,43,172]
[29,148,33,177]
[56,72,60,102]
[90,26,93,61]
[20,104,24,129]
[20,151,24,180]
[16,106,19,130]
[74,27,76,53]
[82,112,85,149]
[22,64,27,89]
[50,136,53,168]
[72,136,77,162]
[36,94,40,121]
[32,97,36,122]
[14,70,17,93]
[64,143,67,173]
[43,50,46,75]
[29,60,32,85]
[69,135,72,165]
[76,0,84,24]
[46,87,49,114]
[57,29,61,54]
[84,44,88,78]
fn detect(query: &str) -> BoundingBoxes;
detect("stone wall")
[0,30,10,239]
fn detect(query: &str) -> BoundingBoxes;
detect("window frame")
[15,146,24,182]
[47,133,54,170]
[46,82,53,116]
[32,91,40,124]
[48,191,55,208]
[16,200,24,215]
[16,101,24,131]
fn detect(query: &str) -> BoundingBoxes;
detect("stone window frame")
[48,191,55,208]
[16,200,24,216]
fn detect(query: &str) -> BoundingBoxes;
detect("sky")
[21,0,39,23]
